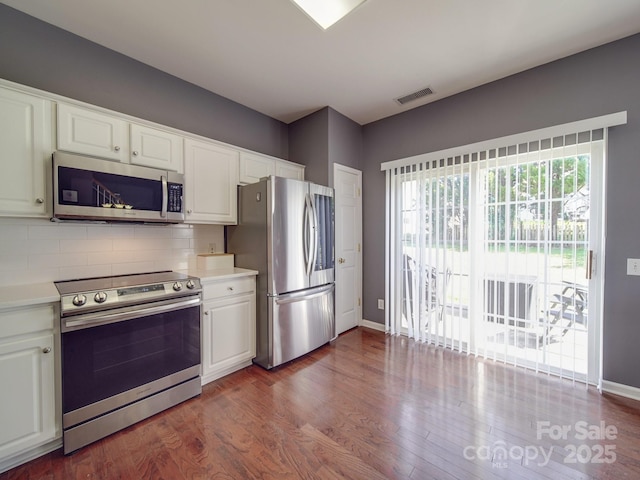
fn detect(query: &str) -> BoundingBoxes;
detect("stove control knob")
[186,280,196,289]
[173,282,183,292]
[72,294,87,307]
[94,291,108,303]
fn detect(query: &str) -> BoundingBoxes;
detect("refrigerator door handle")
[309,192,319,274]
[273,283,334,304]
[304,193,314,276]
[303,193,310,276]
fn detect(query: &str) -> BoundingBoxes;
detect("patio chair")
[402,253,451,331]
[541,282,588,341]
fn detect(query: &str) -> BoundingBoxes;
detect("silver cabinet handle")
[227,286,234,291]
[187,209,193,214]
[132,151,139,156]
[204,311,209,316]
[114,146,120,151]
[42,347,51,354]
[36,198,44,204]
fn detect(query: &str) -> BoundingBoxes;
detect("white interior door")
[334,164,362,335]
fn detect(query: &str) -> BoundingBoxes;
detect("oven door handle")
[61,296,202,332]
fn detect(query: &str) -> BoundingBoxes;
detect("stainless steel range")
[54,271,202,454]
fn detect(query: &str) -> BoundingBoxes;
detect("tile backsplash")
[0,218,224,286]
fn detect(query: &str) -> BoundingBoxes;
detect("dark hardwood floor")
[3,327,640,479]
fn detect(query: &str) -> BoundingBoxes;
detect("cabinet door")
[239,152,275,185]
[130,124,184,173]
[184,139,239,224]
[276,160,305,180]
[0,334,56,460]
[57,103,127,162]
[202,292,256,383]
[0,88,51,217]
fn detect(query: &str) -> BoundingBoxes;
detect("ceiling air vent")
[395,86,434,105]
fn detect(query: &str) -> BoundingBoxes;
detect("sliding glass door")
[388,128,605,384]
[478,150,593,380]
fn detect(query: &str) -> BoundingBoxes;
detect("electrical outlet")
[627,258,640,276]
[208,243,217,254]
[377,299,384,310]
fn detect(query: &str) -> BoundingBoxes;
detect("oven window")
[62,305,200,413]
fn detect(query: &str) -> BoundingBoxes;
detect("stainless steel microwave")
[52,151,184,223]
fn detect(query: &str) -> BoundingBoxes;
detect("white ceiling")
[3,0,640,125]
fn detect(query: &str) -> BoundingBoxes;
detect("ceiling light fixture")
[291,0,367,30]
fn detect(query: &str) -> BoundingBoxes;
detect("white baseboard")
[601,380,640,401]
[0,438,62,474]
[359,319,385,332]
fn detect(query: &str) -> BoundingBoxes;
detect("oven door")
[61,297,201,428]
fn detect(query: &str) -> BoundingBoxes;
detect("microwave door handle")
[161,175,168,218]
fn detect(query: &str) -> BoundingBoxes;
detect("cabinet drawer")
[0,305,55,339]
[202,276,255,300]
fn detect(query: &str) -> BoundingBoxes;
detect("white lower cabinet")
[0,304,59,473]
[201,275,256,384]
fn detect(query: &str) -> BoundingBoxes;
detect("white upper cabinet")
[239,152,276,184]
[57,103,128,162]
[239,151,305,184]
[276,160,305,180]
[184,138,239,224]
[57,104,183,172]
[130,124,183,173]
[1,81,304,225]
[0,87,53,218]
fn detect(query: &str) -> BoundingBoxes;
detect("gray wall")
[289,106,362,187]
[327,108,362,186]
[288,108,330,185]
[362,33,640,388]
[0,4,288,159]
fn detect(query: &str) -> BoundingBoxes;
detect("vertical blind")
[382,112,626,386]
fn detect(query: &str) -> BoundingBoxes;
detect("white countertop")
[0,282,60,310]
[182,267,258,282]
[0,268,258,310]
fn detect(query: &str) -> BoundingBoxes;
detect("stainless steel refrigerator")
[227,176,335,369]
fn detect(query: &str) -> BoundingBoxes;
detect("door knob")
[338,257,346,264]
